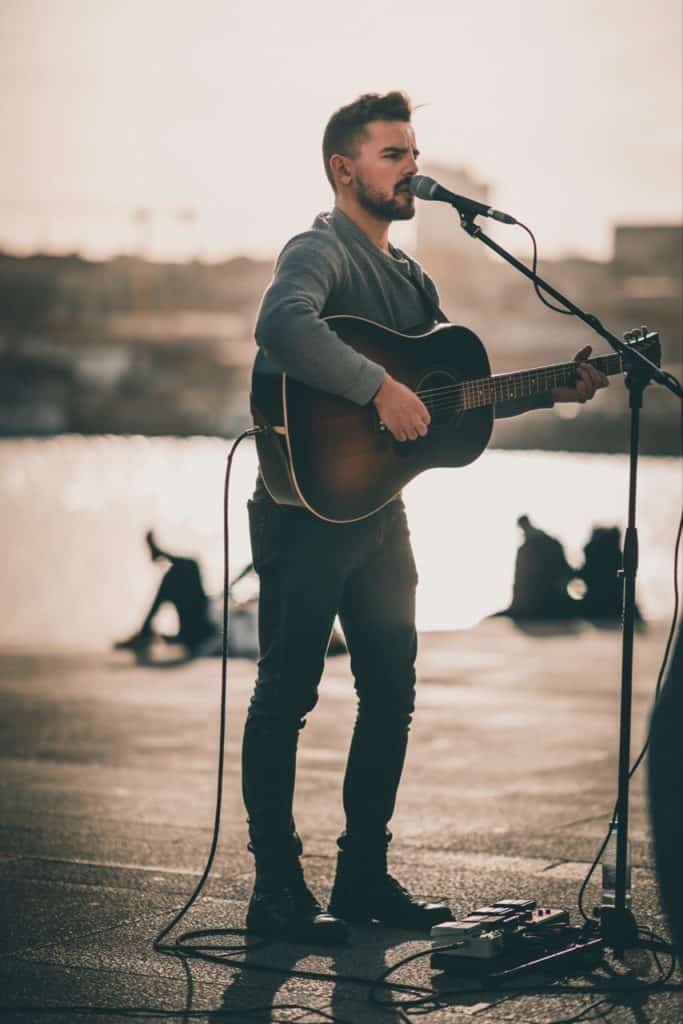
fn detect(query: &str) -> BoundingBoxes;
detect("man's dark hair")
[322,91,413,191]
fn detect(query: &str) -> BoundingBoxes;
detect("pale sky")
[1,0,681,261]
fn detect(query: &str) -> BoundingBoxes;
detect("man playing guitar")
[242,91,608,944]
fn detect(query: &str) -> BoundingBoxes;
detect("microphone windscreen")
[408,175,438,200]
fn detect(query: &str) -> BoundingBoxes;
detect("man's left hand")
[551,346,609,403]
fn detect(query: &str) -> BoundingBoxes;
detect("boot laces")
[383,873,412,902]
[282,861,322,915]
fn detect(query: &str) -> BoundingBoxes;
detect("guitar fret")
[427,342,649,415]
[471,356,596,408]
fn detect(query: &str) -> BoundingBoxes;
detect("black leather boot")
[328,832,453,931]
[246,840,349,945]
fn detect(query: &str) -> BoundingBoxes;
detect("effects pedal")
[431,897,602,980]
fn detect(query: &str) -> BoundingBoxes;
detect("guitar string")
[413,354,623,401]
[417,381,560,407]
[416,371,578,411]
[397,350,629,417]
[424,378,566,410]
[415,361,616,401]
[418,363,616,408]
[415,368,588,401]
[421,374,576,415]
[426,369,623,414]
[419,383,567,409]
[416,370,573,399]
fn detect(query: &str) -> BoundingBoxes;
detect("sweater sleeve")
[254,230,386,406]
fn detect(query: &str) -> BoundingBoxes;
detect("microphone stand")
[455,211,682,955]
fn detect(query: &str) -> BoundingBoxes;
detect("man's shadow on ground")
[209,926,499,1022]
[172,922,671,1023]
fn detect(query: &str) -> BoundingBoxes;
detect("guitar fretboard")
[462,352,623,411]
[418,351,630,414]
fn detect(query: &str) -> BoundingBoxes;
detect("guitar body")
[251,317,658,523]
[251,316,493,523]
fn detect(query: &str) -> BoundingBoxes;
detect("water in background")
[0,436,679,649]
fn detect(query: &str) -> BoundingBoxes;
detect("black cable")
[627,505,682,774]
[157,375,682,1024]
[516,220,575,316]
[1,428,350,1023]
[577,826,615,926]
[146,358,683,1024]
[152,428,268,960]
[366,924,682,1022]
[540,1000,614,1024]
[370,966,683,1013]
[578,507,683,924]
[150,427,357,1022]
[516,207,683,793]
[6,430,680,1022]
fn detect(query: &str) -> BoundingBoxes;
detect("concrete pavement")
[0,619,680,1023]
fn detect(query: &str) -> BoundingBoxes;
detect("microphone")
[409,174,517,225]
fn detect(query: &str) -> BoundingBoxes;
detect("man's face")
[347,120,419,222]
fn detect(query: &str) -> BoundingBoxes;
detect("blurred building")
[612,225,682,281]
[609,225,682,366]
[416,164,495,306]
[0,205,680,451]
[611,225,682,304]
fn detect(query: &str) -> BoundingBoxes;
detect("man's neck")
[334,197,391,254]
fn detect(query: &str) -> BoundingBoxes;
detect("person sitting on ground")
[114,531,218,656]
[578,525,641,622]
[500,514,577,620]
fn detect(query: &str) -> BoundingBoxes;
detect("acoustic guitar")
[250,317,659,524]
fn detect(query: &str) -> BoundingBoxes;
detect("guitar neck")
[463,351,624,411]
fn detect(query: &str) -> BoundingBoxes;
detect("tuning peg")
[640,325,649,338]
[624,329,636,342]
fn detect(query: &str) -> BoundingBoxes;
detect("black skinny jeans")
[242,494,418,860]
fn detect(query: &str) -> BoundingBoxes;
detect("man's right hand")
[372,374,431,442]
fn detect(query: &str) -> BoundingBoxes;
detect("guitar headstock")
[623,325,661,367]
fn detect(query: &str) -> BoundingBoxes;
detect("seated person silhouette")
[115,531,218,656]
[501,514,577,620]
[578,525,641,622]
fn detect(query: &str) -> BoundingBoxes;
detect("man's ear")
[330,153,352,187]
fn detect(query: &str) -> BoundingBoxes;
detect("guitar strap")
[407,263,449,325]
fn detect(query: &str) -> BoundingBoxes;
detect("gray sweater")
[254,207,553,416]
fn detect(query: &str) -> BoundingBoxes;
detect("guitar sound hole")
[418,370,460,426]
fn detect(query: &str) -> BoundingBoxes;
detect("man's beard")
[354,174,415,222]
